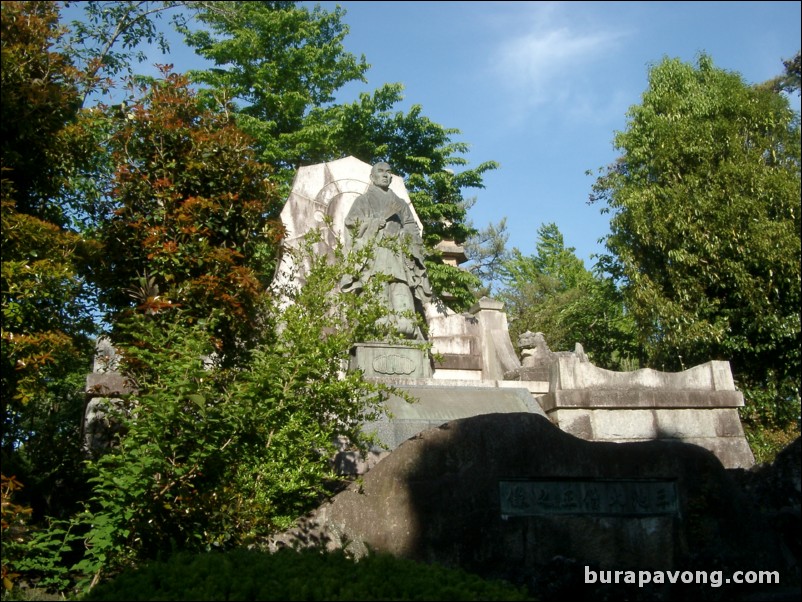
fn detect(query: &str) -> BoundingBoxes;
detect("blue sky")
[304,1,800,268]
[61,1,801,269]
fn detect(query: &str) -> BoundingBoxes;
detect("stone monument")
[541,355,755,468]
[82,155,786,598]
[273,156,756,474]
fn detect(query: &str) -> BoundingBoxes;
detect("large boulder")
[281,413,789,594]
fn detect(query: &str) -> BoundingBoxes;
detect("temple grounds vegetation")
[1,1,799,598]
[78,548,535,601]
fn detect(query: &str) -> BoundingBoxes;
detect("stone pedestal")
[349,342,433,379]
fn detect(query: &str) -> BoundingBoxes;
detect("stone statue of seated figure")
[341,162,432,339]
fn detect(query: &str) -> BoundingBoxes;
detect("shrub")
[80,547,534,601]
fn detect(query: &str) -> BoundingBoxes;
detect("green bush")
[80,547,535,601]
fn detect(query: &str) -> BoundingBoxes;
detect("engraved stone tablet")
[499,479,678,518]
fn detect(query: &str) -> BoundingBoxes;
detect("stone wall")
[541,356,755,469]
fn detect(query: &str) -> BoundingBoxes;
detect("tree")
[35,232,395,592]
[464,215,509,297]
[90,68,284,362]
[60,0,195,106]
[1,0,81,218]
[180,0,368,178]
[496,223,638,369]
[1,0,96,519]
[763,50,800,96]
[590,53,801,427]
[180,1,497,310]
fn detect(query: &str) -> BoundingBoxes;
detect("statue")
[341,162,432,339]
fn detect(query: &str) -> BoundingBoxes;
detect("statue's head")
[370,162,392,190]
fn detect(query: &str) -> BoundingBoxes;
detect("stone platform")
[335,378,549,474]
[365,379,548,450]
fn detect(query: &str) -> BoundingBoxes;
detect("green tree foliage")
[89,68,284,361]
[1,0,95,520]
[405,162,493,310]
[62,235,394,589]
[1,0,81,217]
[464,216,509,296]
[590,54,801,426]
[180,0,369,177]
[763,50,800,96]
[60,0,193,105]
[497,223,638,369]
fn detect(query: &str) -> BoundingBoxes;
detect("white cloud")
[489,8,627,121]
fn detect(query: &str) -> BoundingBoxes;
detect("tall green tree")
[180,0,367,177]
[497,223,637,369]
[1,0,81,217]
[590,54,801,427]
[180,1,496,310]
